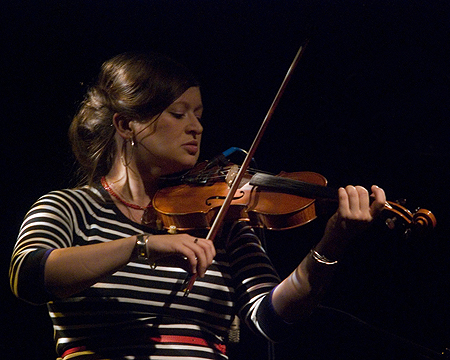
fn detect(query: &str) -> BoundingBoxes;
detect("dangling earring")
[130,134,136,148]
[120,138,134,167]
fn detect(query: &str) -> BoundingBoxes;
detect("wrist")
[133,234,157,269]
[309,249,339,265]
[134,234,150,261]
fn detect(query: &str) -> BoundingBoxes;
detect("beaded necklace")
[101,176,151,210]
[101,176,158,227]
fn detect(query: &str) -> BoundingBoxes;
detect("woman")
[10,52,386,360]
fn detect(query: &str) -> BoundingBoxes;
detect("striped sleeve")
[10,191,76,304]
[224,222,298,342]
[9,187,133,305]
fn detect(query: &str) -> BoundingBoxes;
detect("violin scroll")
[412,208,437,229]
[383,200,436,239]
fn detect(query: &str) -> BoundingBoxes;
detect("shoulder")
[227,220,257,239]
[37,185,106,205]
[29,185,111,217]
[223,220,261,249]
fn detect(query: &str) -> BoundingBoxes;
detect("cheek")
[155,122,181,141]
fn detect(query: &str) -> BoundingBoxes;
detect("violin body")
[246,171,327,230]
[153,168,327,231]
[153,175,252,231]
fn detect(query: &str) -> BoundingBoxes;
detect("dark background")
[1,1,450,359]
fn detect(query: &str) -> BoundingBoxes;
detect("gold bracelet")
[136,234,149,261]
[310,249,338,265]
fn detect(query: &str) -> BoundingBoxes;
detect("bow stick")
[183,42,309,295]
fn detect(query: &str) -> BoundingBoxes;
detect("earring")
[130,133,138,148]
[120,138,134,167]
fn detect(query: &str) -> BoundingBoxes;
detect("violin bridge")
[225,165,239,188]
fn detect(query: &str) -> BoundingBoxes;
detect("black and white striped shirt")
[10,185,290,359]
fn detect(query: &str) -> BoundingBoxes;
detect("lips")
[182,141,199,155]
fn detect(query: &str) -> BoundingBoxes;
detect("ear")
[112,113,135,140]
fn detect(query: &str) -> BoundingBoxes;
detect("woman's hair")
[69,52,199,186]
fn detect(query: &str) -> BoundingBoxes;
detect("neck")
[105,160,159,208]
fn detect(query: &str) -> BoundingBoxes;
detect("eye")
[170,112,185,119]
[195,111,203,122]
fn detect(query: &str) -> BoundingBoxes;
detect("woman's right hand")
[144,234,216,278]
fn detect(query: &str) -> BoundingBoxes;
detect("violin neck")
[249,173,338,200]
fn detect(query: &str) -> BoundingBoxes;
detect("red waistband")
[61,336,227,358]
[149,335,227,355]
[61,346,87,358]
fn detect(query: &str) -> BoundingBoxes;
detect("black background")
[1,1,450,359]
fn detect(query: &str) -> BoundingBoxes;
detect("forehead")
[169,87,202,109]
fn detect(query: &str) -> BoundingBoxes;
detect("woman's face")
[133,86,204,176]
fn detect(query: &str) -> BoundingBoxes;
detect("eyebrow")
[170,101,203,111]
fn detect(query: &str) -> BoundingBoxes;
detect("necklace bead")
[101,177,152,211]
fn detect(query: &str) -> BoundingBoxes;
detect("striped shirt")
[10,184,290,359]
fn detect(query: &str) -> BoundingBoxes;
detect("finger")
[196,239,216,277]
[370,185,386,215]
[371,185,386,203]
[197,238,216,265]
[181,246,200,275]
[346,185,363,213]
[355,186,370,218]
[191,243,208,277]
[184,237,215,277]
[337,186,350,216]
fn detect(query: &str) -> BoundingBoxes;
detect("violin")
[153,161,436,236]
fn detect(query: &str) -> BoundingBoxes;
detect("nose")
[186,113,203,136]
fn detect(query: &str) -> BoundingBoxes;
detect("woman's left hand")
[324,185,386,243]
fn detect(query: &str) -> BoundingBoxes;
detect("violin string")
[160,163,277,184]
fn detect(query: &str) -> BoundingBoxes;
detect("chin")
[180,160,197,171]
[183,154,199,168]
[163,158,197,175]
